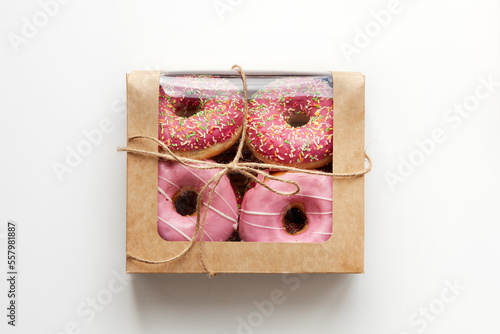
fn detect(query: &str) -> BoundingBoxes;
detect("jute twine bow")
[119,65,372,277]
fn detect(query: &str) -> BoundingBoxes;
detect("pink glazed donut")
[239,172,332,243]
[158,75,244,159]
[157,160,239,241]
[247,77,333,169]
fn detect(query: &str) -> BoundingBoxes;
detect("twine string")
[120,65,372,276]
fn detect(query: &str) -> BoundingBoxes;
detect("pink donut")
[158,75,244,159]
[247,77,333,169]
[157,161,239,241]
[239,172,332,243]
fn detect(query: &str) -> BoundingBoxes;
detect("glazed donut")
[159,75,244,159]
[157,160,239,241]
[239,172,332,243]
[247,77,333,169]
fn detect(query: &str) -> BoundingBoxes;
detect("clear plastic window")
[157,71,333,243]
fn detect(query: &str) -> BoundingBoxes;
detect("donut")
[158,75,244,159]
[239,172,332,243]
[157,160,239,241]
[246,77,333,169]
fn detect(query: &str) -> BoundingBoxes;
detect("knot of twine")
[118,65,372,277]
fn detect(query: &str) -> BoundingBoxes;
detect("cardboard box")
[124,70,365,274]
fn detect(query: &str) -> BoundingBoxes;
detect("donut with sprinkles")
[246,77,333,168]
[159,75,245,159]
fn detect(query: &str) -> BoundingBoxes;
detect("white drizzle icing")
[157,216,190,240]
[203,229,214,241]
[240,210,281,216]
[308,231,331,235]
[202,201,238,223]
[241,209,333,216]
[157,186,171,201]
[294,194,333,202]
[240,219,282,230]
[159,176,180,189]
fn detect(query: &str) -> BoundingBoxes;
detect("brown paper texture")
[125,71,365,274]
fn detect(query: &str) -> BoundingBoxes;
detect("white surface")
[1,0,499,333]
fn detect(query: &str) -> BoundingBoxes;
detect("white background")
[1,0,499,333]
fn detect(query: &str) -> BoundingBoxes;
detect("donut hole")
[174,98,202,118]
[287,111,310,128]
[283,203,308,235]
[173,188,199,216]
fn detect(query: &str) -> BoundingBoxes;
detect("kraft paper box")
[124,70,365,274]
